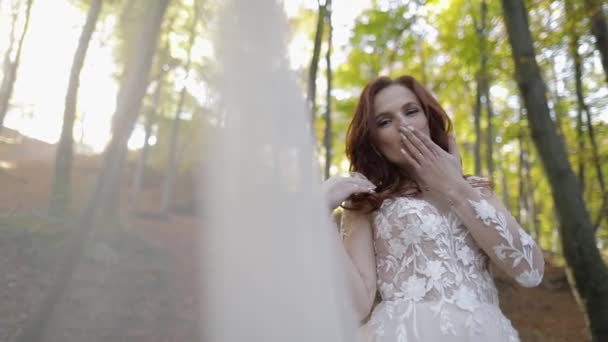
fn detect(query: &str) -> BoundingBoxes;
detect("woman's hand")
[399,125,466,196]
[322,172,376,212]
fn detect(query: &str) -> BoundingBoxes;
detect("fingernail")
[400,148,407,155]
[407,125,414,131]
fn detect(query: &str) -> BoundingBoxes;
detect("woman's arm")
[446,180,545,287]
[331,208,377,321]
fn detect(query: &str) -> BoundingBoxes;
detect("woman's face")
[371,84,430,167]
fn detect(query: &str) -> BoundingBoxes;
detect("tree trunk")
[323,0,333,180]
[50,0,103,217]
[0,0,33,130]
[584,0,608,85]
[307,0,326,127]
[501,1,608,340]
[477,0,494,181]
[160,3,199,216]
[14,2,169,341]
[473,75,482,176]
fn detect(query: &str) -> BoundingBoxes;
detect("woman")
[323,75,544,342]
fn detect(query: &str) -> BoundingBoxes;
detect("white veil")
[200,1,357,341]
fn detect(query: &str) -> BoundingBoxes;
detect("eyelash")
[377,109,419,127]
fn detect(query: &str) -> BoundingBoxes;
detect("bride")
[322,75,545,342]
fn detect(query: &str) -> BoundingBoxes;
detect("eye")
[377,118,391,127]
[404,109,419,116]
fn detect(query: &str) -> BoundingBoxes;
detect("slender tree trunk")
[546,60,565,143]
[0,0,33,130]
[473,75,482,176]
[308,0,326,126]
[50,0,103,216]
[160,3,199,215]
[584,0,608,85]
[477,0,494,180]
[323,0,332,180]
[502,1,608,340]
[517,116,525,224]
[131,85,161,202]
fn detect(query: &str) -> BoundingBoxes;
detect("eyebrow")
[375,102,420,118]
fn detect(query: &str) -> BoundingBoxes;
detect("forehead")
[373,84,420,116]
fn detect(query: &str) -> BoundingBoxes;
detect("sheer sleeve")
[332,208,377,321]
[449,178,545,288]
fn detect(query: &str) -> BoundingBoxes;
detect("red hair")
[344,75,454,211]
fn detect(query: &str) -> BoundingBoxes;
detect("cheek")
[374,128,401,153]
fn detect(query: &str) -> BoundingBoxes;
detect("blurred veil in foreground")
[200,0,357,341]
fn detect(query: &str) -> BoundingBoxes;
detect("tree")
[14,2,169,341]
[160,1,201,216]
[0,0,33,131]
[307,0,326,126]
[50,0,103,216]
[584,0,608,85]
[323,0,332,180]
[501,0,608,340]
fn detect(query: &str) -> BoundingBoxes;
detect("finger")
[348,181,376,194]
[401,126,433,161]
[400,146,421,169]
[448,133,461,162]
[343,177,376,190]
[409,128,441,157]
[400,131,422,163]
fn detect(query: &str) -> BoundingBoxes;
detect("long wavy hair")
[344,75,455,212]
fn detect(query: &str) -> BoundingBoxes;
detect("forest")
[0,0,606,341]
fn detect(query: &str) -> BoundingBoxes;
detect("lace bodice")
[372,196,499,306]
[364,184,545,339]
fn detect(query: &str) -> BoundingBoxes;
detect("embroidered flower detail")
[424,260,446,280]
[376,218,393,240]
[453,286,480,312]
[401,223,423,245]
[400,275,427,301]
[379,282,395,297]
[516,269,543,288]
[388,238,406,259]
[456,246,475,266]
[468,199,497,225]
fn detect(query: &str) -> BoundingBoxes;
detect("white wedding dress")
[354,181,545,342]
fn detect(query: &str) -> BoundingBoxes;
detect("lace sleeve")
[450,180,545,288]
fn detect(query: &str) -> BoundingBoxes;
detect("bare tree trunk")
[323,0,332,180]
[502,1,608,340]
[584,0,608,85]
[0,0,33,130]
[50,0,103,217]
[548,57,566,139]
[307,0,326,126]
[14,3,169,341]
[473,75,482,176]
[160,3,199,216]
[130,84,161,202]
